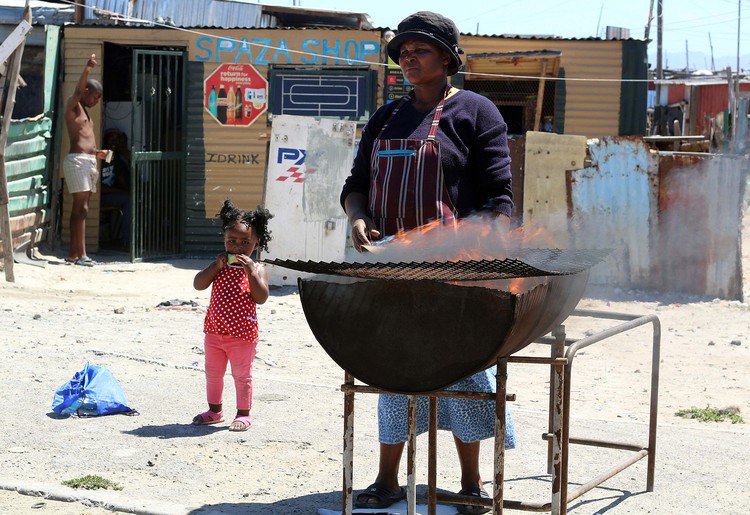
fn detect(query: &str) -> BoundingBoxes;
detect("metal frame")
[339,309,660,514]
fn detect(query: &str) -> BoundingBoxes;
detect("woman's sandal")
[354,483,407,509]
[191,409,224,425]
[228,415,253,431]
[456,484,491,514]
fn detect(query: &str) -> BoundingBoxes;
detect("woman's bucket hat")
[386,11,464,76]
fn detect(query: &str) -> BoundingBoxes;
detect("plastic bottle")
[208,85,217,117]
[244,87,252,117]
[217,84,227,124]
[235,86,243,121]
[227,86,236,123]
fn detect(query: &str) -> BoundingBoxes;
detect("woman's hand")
[350,218,381,253]
[344,192,381,253]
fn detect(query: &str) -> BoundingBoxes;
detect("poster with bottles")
[204,63,268,127]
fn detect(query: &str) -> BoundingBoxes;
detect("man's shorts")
[64,153,99,193]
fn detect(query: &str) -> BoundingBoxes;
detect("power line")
[52,0,683,84]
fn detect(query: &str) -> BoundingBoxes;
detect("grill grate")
[264,248,609,281]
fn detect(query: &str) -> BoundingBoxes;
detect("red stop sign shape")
[204,63,268,127]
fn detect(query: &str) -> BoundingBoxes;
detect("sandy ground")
[0,245,749,515]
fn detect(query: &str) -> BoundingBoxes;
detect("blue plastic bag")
[52,362,135,416]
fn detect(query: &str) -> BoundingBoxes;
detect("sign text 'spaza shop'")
[195,36,380,65]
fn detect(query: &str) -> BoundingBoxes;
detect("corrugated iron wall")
[568,137,658,288]
[461,36,627,137]
[499,135,747,300]
[564,139,746,299]
[1,118,53,253]
[657,154,746,299]
[183,60,268,256]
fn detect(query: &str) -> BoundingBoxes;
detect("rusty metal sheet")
[568,137,658,288]
[657,154,746,299]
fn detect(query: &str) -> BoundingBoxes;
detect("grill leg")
[428,396,438,515]
[493,358,508,514]
[342,372,354,515]
[407,395,418,515]
[551,325,566,515]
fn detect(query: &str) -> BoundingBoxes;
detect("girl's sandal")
[228,415,253,431]
[192,410,224,425]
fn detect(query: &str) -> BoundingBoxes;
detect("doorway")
[102,44,186,260]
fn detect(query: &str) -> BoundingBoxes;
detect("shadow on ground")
[187,490,339,514]
[123,422,226,439]
[185,479,647,514]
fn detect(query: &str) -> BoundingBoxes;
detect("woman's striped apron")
[368,87,457,237]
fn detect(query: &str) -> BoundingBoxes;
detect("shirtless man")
[64,53,108,266]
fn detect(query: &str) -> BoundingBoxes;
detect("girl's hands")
[231,253,256,272]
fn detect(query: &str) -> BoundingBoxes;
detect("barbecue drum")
[267,249,605,394]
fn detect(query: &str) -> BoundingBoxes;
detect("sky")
[261,0,749,72]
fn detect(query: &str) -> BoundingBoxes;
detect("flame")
[355,215,560,293]
[366,215,559,263]
[507,277,527,294]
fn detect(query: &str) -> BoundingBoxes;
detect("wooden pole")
[0,4,32,282]
[534,59,548,132]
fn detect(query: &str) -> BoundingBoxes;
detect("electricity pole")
[731,0,741,152]
[655,0,663,134]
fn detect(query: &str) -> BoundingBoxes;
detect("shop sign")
[204,63,268,126]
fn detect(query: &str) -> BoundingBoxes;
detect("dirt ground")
[0,242,749,514]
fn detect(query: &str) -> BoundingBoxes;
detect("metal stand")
[340,310,660,514]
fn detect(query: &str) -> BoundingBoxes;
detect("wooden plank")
[5,135,49,158]
[7,174,43,193]
[533,59,548,131]
[0,4,32,281]
[522,131,588,246]
[10,210,48,232]
[8,191,49,212]
[0,19,32,63]
[4,155,47,177]
[6,117,52,139]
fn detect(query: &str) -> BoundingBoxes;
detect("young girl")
[192,200,273,431]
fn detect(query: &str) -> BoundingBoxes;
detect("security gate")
[130,49,186,260]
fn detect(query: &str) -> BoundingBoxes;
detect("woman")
[340,11,515,513]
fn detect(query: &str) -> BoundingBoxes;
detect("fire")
[507,277,526,294]
[358,215,562,294]
[367,215,559,262]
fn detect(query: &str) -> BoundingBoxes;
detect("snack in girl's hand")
[227,253,241,266]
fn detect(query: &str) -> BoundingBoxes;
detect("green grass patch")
[675,406,744,424]
[62,475,123,491]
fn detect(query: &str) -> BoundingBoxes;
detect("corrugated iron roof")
[0,0,74,25]
[81,0,371,29]
[456,32,645,43]
[84,0,263,28]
